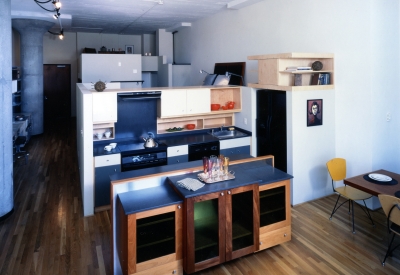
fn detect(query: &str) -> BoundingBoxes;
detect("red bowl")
[211,104,221,111]
[186,124,195,130]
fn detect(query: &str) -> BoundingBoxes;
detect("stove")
[118,141,168,172]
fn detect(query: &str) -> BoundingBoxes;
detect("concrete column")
[0,0,13,220]
[12,19,54,135]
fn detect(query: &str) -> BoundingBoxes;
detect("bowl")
[211,104,221,111]
[221,106,228,110]
[186,124,195,130]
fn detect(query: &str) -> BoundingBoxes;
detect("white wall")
[175,0,400,205]
[80,54,142,83]
[156,29,173,64]
[76,33,142,55]
[172,65,191,86]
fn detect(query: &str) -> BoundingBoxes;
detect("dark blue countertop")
[93,145,121,156]
[117,185,183,215]
[168,160,293,198]
[159,133,219,147]
[109,153,253,182]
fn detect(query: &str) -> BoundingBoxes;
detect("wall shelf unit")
[247,52,334,91]
[157,114,234,134]
[93,122,115,141]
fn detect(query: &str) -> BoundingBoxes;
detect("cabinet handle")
[177,160,180,163]
[220,192,224,196]
[227,191,231,195]
[284,234,287,237]
[114,169,116,172]
[172,270,177,274]
[260,241,262,245]
[178,205,181,209]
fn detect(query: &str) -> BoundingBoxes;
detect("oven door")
[121,150,167,172]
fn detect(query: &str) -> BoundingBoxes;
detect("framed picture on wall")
[125,45,134,54]
[307,99,323,127]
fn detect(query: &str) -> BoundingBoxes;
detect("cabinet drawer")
[136,259,182,275]
[94,154,120,167]
[259,225,291,251]
[220,136,250,149]
[221,145,250,157]
[167,145,188,157]
[168,155,188,165]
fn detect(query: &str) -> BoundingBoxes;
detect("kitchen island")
[111,155,292,275]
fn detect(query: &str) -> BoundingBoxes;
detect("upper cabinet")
[158,87,241,119]
[159,88,210,118]
[247,52,334,91]
[92,92,117,123]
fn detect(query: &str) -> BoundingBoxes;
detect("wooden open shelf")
[210,87,241,110]
[247,52,334,91]
[157,113,234,134]
[93,122,115,141]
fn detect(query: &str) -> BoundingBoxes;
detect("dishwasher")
[188,141,220,161]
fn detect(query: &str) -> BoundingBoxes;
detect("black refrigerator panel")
[256,90,287,172]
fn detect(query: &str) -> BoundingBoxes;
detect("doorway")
[43,64,71,125]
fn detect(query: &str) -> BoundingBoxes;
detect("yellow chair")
[378,194,400,266]
[326,158,374,233]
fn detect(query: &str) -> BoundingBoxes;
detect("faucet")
[220,124,224,131]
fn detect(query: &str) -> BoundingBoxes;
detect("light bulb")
[54,1,61,9]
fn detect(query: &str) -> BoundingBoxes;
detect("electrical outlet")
[244,118,248,125]
[386,112,391,122]
[118,62,121,66]
[133,69,137,73]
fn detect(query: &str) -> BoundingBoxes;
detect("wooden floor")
[1,118,400,275]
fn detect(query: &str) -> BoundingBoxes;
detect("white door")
[186,88,210,115]
[160,89,187,117]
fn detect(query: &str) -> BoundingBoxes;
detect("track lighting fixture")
[225,71,245,86]
[48,29,64,40]
[33,0,64,39]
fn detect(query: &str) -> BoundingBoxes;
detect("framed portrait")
[307,99,323,127]
[125,45,134,54]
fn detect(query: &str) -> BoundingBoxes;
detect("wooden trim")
[136,204,176,219]
[248,52,334,60]
[136,253,176,273]
[94,205,110,212]
[127,214,136,274]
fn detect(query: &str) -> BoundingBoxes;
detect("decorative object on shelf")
[186,124,195,130]
[125,45,134,54]
[211,104,220,111]
[294,74,302,86]
[226,101,235,109]
[307,99,323,127]
[100,46,106,52]
[312,61,323,71]
[93,80,107,92]
[166,127,184,132]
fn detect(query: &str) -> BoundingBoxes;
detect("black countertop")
[109,153,253,182]
[168,159,293,198]
[117,185,183,215]
[116,158,292,215]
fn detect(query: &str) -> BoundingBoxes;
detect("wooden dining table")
[344,169,400,197]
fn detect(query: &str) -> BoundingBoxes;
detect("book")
[285,66,312,72]
[310,73,319,85]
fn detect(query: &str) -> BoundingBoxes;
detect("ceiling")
[11,0,263,35]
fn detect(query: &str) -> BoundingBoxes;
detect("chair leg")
[330,195,341,220]
[361,199,375,227]
[351,200,355,234]
[348,199,351,214]
[382,233,396,266]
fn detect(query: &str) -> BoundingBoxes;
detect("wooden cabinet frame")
[258,179,291,251]
[117,201,183,275]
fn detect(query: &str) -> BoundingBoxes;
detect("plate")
[166,127,183,132]
[368,173,392,182]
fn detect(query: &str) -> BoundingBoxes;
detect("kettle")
[142,132,157,148]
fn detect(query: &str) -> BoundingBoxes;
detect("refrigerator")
[256,90,287,172]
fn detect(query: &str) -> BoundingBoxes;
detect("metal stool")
[14,136,29,165]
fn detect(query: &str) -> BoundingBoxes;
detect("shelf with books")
[247,52,334,91]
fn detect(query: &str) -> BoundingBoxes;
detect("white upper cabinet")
[92,92,117,123]
[160,89,187,117]
[186,88,210,115]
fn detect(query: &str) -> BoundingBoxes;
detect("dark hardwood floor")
[1,118,399,275]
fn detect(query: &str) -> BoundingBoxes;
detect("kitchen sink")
[209,129,247,139]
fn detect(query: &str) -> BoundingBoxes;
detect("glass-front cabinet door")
[225,184,259,261]
[185,192,226,274]
[258,180,291,251]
